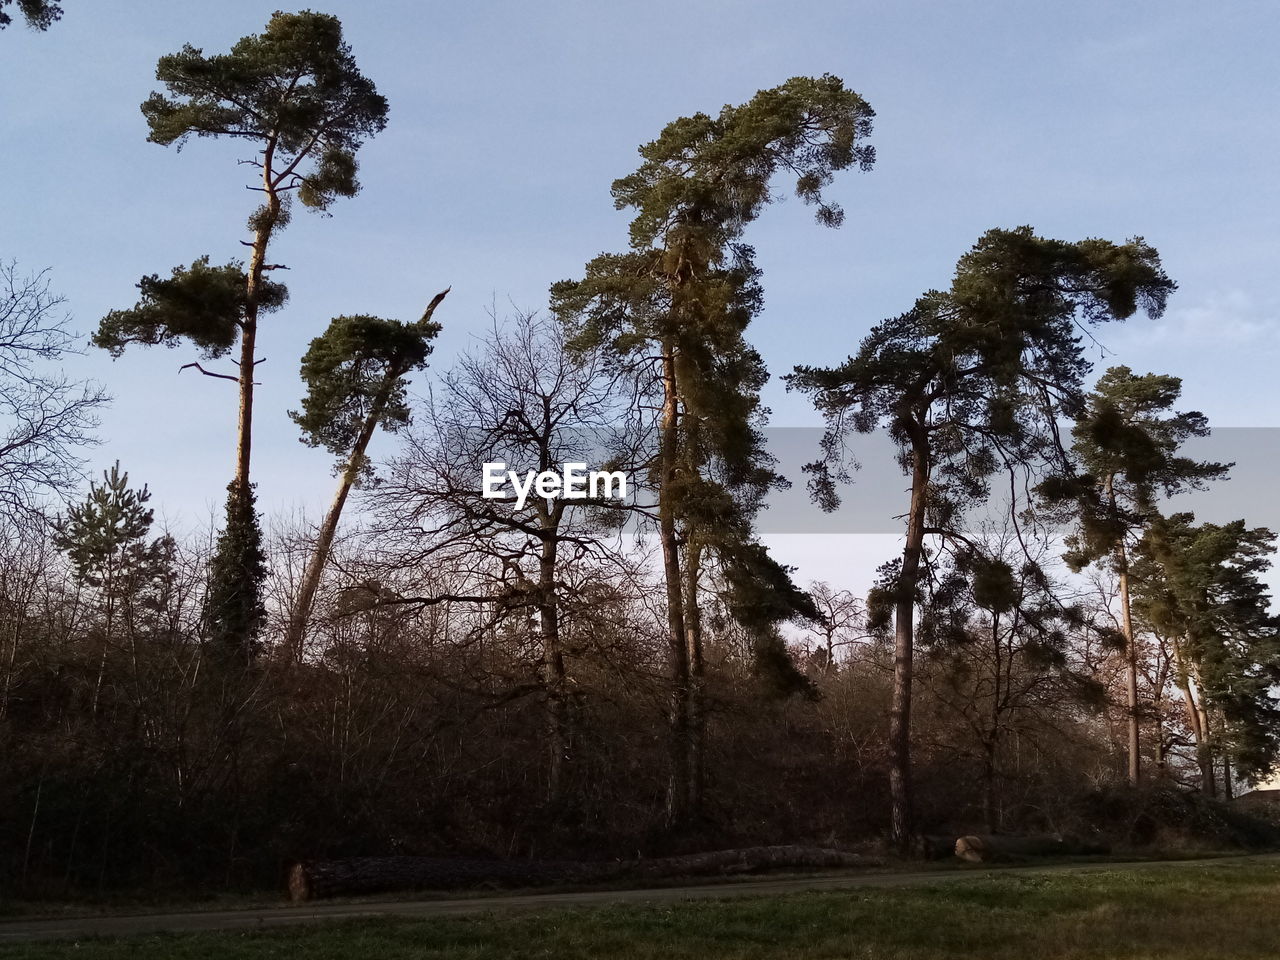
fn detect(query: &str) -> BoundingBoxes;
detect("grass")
[2,861,1278,958]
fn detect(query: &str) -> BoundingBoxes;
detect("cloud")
[1114,289,1275,349]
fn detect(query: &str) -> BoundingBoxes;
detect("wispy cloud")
[1114,289,1275,349]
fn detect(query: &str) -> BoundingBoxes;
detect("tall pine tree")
[552,75,875,823]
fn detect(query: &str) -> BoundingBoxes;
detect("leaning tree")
[284,291,449,657]
[788,226,1175,851]
[95,12,388,663]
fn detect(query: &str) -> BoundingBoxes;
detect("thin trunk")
[234,142,281,496]
[1218,710,1234,799]
[981,744,998,834]
[540,519,568,805]
[684,537,705,819]
[1107,474,1140,787]
[284,292,448,657]
[658,341,690,826]
[1182,681,1216,797]
[890,430,928,854]
[1116,560,1140,786]
[985,614,1002,833]
[1175,639,1215,797]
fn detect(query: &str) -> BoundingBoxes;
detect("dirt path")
[1,853,1275,944]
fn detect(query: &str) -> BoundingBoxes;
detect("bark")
[889,428,928,854]
[539,506,569,805]
[235,151,280,496]
[684,536,705,819]
[284,368,402,658]
[1175,647,1216,798]
[658,341,691,826]
[1116,544,1141,786]
[287,845,880,901]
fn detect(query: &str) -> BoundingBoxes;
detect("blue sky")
[2,0,1278,589]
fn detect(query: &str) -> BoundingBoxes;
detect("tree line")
[1,10,1276,893]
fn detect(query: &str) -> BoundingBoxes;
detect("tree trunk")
[287,845,879,901]
[684,537,705,820]
[234,142,281,497]
[539,510,569,806]
[890,430,928,854]
[981,744,998,834]
[283,379,394,658]
[1115,544,1141,786]
[1176,658,1216,798]
[658,342,691,826]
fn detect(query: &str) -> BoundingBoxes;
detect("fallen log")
[287,845,878,901]
[953,833,1108,863]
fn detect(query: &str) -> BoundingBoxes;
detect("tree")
[284,291,448,657]
[1040,367,1228,785]
[372,309,639,807]
[52,462,174,714]
[552,74,876,824]
[789,227,1175,851]
[0,0,61,29]
[95,12,388,663]
[802,581,868,672]
[1134,513,1280,794]
[915,526,1102,832]
[0,262,106,523]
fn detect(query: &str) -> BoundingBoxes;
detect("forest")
[2,4,1278,900]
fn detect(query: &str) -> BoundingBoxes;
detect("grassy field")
[2,862,1277,959]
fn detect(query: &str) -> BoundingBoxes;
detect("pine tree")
[53,463,174,711]
[1135,513,1280,793]
[789,228,1175,851]
[552,75,876,823]
[285,292,447,657]
[1041,366,1229,785]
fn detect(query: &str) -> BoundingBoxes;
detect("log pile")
[953,833,1109,863]
[287,844,878,901]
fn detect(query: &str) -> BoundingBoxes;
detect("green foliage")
[613,73,874,250]
[1040,366,1229,573]
[1136,512,1280,778]
[553,76,875,650]
[94,257,286,359]
[0,0,61,29]
[205,482,267,665]
[52,462,172,590]
[291,312,441,474]
[789,227,1176,520]
[141,10,388,212]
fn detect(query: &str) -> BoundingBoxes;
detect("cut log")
[287,845,878,901]
[622,845,874,879]
[953,834,1108,863]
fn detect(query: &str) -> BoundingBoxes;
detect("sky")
[2,0,1278,594]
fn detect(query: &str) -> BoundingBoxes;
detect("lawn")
[1,862,1277,959]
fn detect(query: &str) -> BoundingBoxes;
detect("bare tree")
[367,309,644,806]
[0,262,106,522]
